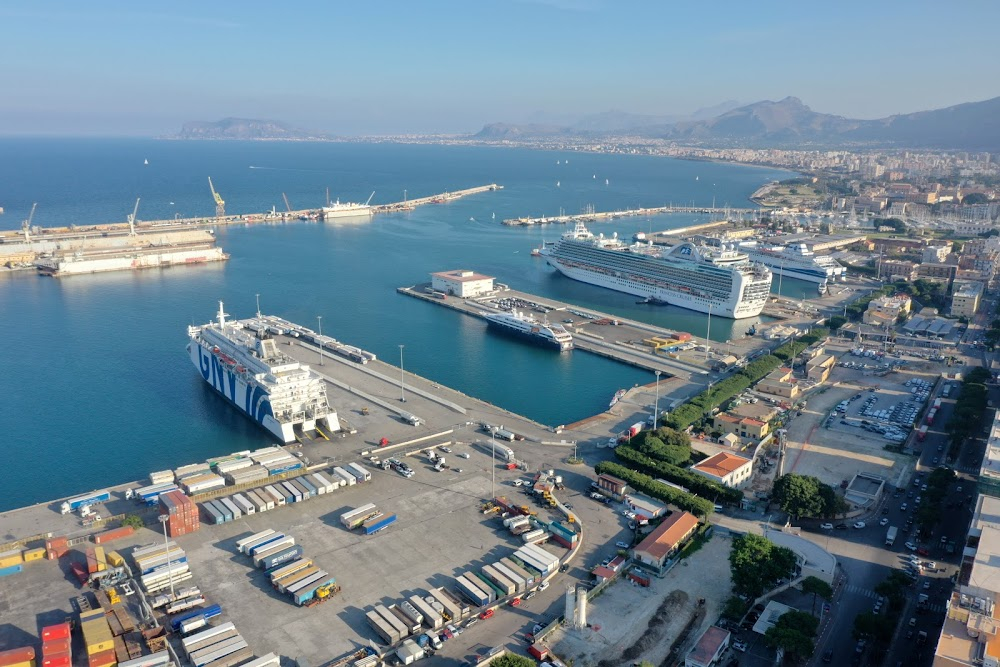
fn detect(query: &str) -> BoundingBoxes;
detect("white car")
[905,541,918,551]
[879,518,889,526]
[853,521,866,529]
[538,581,550,591]
[733,640,748,652]
[457,452,470,459]
[820,523,834,530]
[615,541,630,549]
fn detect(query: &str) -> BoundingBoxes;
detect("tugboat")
[746,325,757,336]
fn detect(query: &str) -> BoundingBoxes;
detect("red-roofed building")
[713,412,769,441]
[685,626,731,667]
[691,451,754,489]
[632,511,700,572]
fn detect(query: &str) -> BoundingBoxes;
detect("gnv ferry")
[187,302,339,442]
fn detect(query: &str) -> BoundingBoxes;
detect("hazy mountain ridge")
[478,96,1000,150]
[175,117,330,140]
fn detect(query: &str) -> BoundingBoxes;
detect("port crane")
[282,193,292,213]
[21,202,37,242]
[127,198,140,236]
[208,177,225,218]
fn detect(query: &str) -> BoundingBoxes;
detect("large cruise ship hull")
[546,257,764,319]
[187,339,335,443]
[484,318,572,351]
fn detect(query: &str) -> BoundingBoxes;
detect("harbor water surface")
[0,139,805,511]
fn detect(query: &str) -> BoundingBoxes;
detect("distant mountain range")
[173,117,331,140]
[477,96,1000,150]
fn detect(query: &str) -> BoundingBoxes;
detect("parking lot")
[783,359,938,487]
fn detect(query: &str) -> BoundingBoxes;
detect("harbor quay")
[0,311,654,666]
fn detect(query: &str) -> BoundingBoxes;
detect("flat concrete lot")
[783,354,937,487]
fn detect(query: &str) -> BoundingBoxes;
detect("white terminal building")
[430,270,495,298]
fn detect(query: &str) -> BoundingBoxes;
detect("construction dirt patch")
[549,532,733,666]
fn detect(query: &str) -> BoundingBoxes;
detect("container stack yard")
[0,648,35,667]
[40,622,72,667]
[80,608,115,667]
[236,530,340,607]
[159,490,200,537]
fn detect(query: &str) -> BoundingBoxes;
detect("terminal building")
[430,270,494,298]
[951,280,984,318]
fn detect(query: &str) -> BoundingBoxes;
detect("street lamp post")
[157,514,175,598]
[490,431,496,501]
[317,316,324,366]
[654,370,662,427]
[399,345,406,402]
[705,304,713,361]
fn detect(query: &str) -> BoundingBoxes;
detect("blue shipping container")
[363,514,397,535]
[170,604,222,631]
[0,565,23,577]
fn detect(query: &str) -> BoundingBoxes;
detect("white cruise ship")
[483,310,574,351]
[542,222,772,319]
[738,241,846,294]
[187,302,340,442]
[322,192,375,220]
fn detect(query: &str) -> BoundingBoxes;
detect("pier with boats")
[502,204,759,226]
[0,183,503,275]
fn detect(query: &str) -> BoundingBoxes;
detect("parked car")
[538,581,550,591]
[615,541,630,549]
[733,640,748,652]
[820,523,834,530]
[880,518,889,526]
[835,523,848,530]
[905,541,918,551]
[853,521,867,529]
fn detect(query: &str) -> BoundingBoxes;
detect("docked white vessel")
[483,310,574,351]
[322,192,375,220]
[187,302,340,443]
[36,244,228,277]
[738,241,845,294]
[542,222,771,319]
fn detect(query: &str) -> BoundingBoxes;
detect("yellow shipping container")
[80,609,105,623]
[22,548,45,562]
[85,640,114,656]
[1,660,34,667]
[106,551,124,568]
[94,547,106,572]
[0,554,23,569]
[89,660,115,667]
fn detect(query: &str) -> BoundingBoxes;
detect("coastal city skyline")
[2,1,999,135]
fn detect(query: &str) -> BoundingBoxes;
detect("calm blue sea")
[0,139,803,511]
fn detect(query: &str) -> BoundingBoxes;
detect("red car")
[479,609,495,620]
[917,548,931,557]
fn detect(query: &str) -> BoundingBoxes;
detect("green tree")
[121,515,144,530]
[852,612,895,643]
[817,484,849,517]
[722,595,749,620]
[764,610,818,662]
[801,576,833,616]
[491,656,535,667]
[730,534,798,599]
[772,474,825,518]
[963,192,989,205]
[827,315,847,330]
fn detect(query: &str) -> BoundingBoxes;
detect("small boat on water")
[609,389,627,409]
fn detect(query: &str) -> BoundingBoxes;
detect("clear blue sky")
[2,0,998,136]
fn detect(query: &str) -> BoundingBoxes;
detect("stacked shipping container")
[80,609,115,667]
[159,491,200,537]
[41,622,72,667]
[0,648,35,667]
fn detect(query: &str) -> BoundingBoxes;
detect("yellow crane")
[208,177,225,218]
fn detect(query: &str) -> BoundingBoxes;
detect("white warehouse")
[431,270,495,298]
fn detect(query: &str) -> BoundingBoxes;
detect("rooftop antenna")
[217,300,227,329]
[127,197,140,236]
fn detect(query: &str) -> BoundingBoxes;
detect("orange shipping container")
[41,653,70,667]
[0,647,36,667]
[86,648,115,667]
[41,623,71,642]
[41,639,70,656]
[93,527,135,545]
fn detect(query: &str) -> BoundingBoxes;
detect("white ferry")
[738,241,846,294]
[483,311,574,351]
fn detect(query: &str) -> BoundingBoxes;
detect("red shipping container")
[0,647,36,667]
[93,527,135,545]
[528,644,548,660]
[46,546,68,560]
[41,652,70,667]
[41,623,71,642]
[41,639,69,656]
